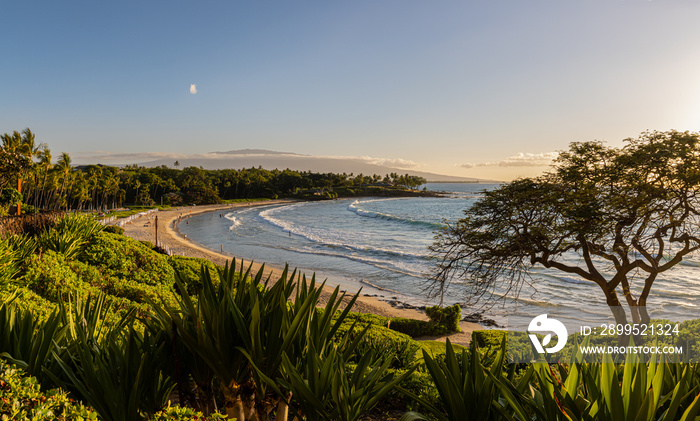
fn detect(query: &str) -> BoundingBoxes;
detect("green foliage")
[0,360,99,421]
[337,311,456,338]
[21,251,171,324]
[390,317,450,337]
[280,343,415,421]
[336,321,420,369]
[472,330,507,349]
[151,402,226,420]
[517,341,700,421]
[678,319,700,357]
[405,339,529,421]
[6,233,37,270]
[49,296,175,421]
[24,250,100,302]
[102,224,125,235]
[394,368,441,415]
[80,231,175,286]
[0,286,56,322]
[0,187,22,207]
[69,259,177,315]
[150,260,367,420]
[37,213,104,260]
[0,237,19,289]
[425,304,461,333]
[0,298,65,384]
[167,255,220,295]
[430,131,700,328]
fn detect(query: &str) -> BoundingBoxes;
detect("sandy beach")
[121,201,480,345]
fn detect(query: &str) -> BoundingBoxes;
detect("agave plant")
[0,294,65,385]
[0,237,20,287]
[6,233,37,272]
[48,293,175,421]
[150,259,363,421]
[279,325,414,421]
[400,338,530,421]
[37,213,104,260]
[523,343,700,421]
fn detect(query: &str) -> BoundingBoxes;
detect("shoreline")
[120,201,482,345]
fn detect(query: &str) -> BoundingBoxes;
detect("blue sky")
[3,1,700,180]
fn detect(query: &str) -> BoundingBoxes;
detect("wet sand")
[121,202,481,344]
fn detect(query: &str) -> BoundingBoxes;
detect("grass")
[416,340,467,360]
[221,198,273,204]
[99,205,172,219]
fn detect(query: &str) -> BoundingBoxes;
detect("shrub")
[0,360,99,420]
[389,317,450,337]
[68,259,177,316]
[167,255,220,295]
[394,368,440,414]
[80,232,175,286]
[0,187,22,211]
[102,224,125,235]
[6,233,37,271]
[0,286,56,322]
[36,213,104,260]
[0,237,18,289]
[23,250,100,302]
[425,304,461,333]
[336,320,420,369]
[471,330,507,349]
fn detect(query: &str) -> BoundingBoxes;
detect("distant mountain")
[212,149,302,156]
[139,150,489,183]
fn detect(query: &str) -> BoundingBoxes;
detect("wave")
[286,245,428,278]
[347,200,446,229]
[358,279,403,294]
[224,212,242,231]
[258,204,430,260]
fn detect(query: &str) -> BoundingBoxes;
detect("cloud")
[359,156,420,169]
[71,150,425,171]
[299,154,422,169]
[189,84,197,95]
[460,152,558,169]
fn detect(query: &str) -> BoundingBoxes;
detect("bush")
[167,255,221,295]
[336,320,420,369]
[0,286,56,322]
[0,360,99,420]
[394,368,440,414]
[23,251,100,302]
[471,330,507,349]
[0,237,19,289]
[68,259,178,316]
[36,213,104,260]
[102,224,125,235]
[389,317,450,337]
[425,304,461,333]
[6,233,37,271]
[80,232,175,286]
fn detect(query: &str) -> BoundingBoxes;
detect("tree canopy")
[429,130,700,326]
[0,128,427,213]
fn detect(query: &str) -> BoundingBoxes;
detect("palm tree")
[55,153,73,210]
[36,146,52,209]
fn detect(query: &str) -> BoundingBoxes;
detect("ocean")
[178,183,700,328]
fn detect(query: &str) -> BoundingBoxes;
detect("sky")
[3,1,700,181]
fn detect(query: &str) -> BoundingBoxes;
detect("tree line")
[0,128,426,213]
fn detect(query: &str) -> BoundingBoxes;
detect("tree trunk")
[603,287,630,346]
[276,393,291,421]
[223,384,246,420]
